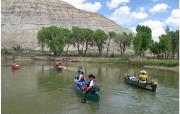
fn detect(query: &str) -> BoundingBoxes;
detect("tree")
[174,30,179,59]
[94,29,108,56]
[149,41,160,58]
[165,26,170,33]
[150,29,179,59]
[133,25,152,57]
[159,34,171,59]
[114,32,133,56]
[106,31,116,57]
[83,28,94,56]
[72,27,85,55]
[115,32,133,56]
[37,27,47,53]
[169,30,179,59]
[63,28,73,55]
[122,33,133,53]
[37,26,65,56]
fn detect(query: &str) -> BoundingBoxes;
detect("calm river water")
[2,60,179,114]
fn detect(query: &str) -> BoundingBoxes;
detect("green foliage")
[157,29,179,59]
[133,25,152,56]
[72,26,86,55]
[1,47,11,55]
[108,31,117,38]
[12,45,23,51]
[165,26,170,33]
[149,27,179,59]
[37,26,65,56]
[83,28,94,46]
[94,29,108,56]
[159,34,171,53]
[115,32,133,55]
[106,31,117,56]
[83,28,94,56]
[169,30,179,58]
[63,28,72,44]
[63,28,73,55]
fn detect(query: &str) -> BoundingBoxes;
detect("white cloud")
[140,20,166,42]
[129,27,136,33]
[149,3,168,13]
[131,11,148,19]
[113,6,130,15]
[140,7,144,12]
[110,6,131,25]
[110,6,148,25]
[106,0,129,9]
[62,0,101,12]
[165,9,180,27]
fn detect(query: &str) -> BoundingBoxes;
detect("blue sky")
[63,0,179,41]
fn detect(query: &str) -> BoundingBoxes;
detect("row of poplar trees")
[37,26,133,56]
[37,25,179,59]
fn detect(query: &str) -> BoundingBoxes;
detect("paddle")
[81,91,86,103]
[80,65,87,103]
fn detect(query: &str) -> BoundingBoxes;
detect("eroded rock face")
[2,0,133,49]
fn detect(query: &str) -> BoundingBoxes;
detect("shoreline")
[2,55,179,72]
[144,65,179,73]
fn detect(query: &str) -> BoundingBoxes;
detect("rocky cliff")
[2,0,133,50]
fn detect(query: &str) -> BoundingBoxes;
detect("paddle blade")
[81,98,86,103]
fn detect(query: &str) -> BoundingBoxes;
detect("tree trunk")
[41,43,44,55]
[119,43,123,56]
[123,43,126,54]
[98,45,102,56]
[172,51,175,59]
[106,38,111,57]
[81,42,84,55]
[77,42,80,54]
[84,42,88,56]
[66,44,70,56]
[177,51,179,60]
[53,51,57,56]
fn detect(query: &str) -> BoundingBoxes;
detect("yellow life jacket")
[139,74,148,81]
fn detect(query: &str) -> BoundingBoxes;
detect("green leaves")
[147,25,179,59]
[37,26,138,57]
[108,31,116,39]
[94,29,108,45]
[158,29,179,59]
[37,26,66,56]
[133,25,152,56]
[114,32,133,56]
[94,29,108,56]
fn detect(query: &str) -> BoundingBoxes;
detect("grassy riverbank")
[3,55,179,67]
[2,55,179,72]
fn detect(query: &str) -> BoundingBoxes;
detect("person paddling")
[12,61,17,66]
[81,74,96,93]
[139,70,148,83]
[77,71,84,82]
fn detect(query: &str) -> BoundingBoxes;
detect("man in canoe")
[75,71,87,87]
[12,61,20,68]
[77,71,85,82]
[53,61,61,67]
[139,70,148,83]
[81,74,98,93]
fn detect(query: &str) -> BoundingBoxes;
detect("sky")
[62,0,180,42]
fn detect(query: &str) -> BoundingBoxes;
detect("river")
[2,60,179,114]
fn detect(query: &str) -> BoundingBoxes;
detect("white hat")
[140,70,147,74]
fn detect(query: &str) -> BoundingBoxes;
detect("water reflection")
[1,61,179,114]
